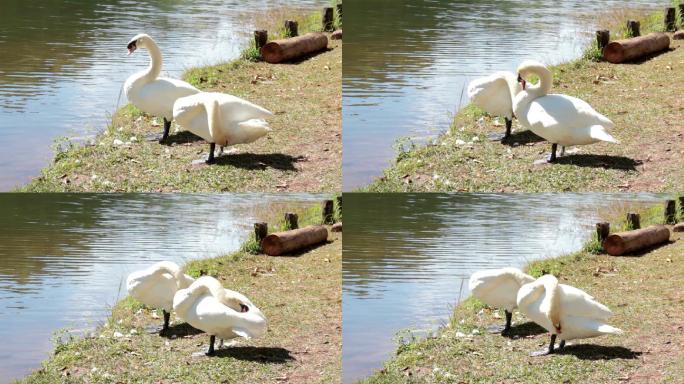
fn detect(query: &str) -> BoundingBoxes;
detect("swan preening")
[172,92,274,164]
[513,60,618,162]
[124,33,199,142]
[467,72,523,140]
[126,261,195,334]
[173,276,268,355]
[516,274,622,356]
[468,267,534,334]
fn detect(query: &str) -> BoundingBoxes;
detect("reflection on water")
[342,193,666,383]
[342,0,666,189]
[0,0,326,190]
[0,193,326,383]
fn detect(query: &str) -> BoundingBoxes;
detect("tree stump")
[665,200,677,224]
[284,212,299,229]
[626,212,640,230]
[596,30,610,51]
[323,7,335,32]
[596,222,610,243]
[665,7,676,32]
[254,222,268,243]
[284,20,298,37]
[254,30,268,50]
[322,199,335,224]
[626,20,640,37]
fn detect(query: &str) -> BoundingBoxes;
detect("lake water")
[0,193,327,383]
[342,193,667,383]
[342,0,667,190]
[0,0,327,191]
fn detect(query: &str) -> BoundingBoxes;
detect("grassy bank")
[21,7,341,192]
[362,199,684,383]
[366,11,684,192]
[19,203,342,384]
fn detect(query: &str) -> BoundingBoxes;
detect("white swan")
[467,71,522,140]
[172,92,274,164]
[173,276,268,355]
[512,60,618,162]
[516,274,622,356]
[468,267,535,334]
[126,261,195,334]
[124,33,199,143]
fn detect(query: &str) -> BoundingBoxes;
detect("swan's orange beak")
[127,42,137,55]
[517,73,526,90]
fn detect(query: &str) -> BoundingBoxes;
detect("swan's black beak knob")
[127,41,137,55]
[517,73,526,90]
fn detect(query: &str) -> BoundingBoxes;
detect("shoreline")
[19,7,341,193]
[17,201,342,384]
[364,10,684,192]
[360,197,684,383]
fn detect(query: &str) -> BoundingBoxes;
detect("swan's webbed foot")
[160,118,171,144]
[530,334,557,357]
[206,143,216,164]
[206,335,216,356]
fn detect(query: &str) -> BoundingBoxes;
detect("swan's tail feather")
[234,119,271,144]
[597,324,623,335]
[590,125,619,144]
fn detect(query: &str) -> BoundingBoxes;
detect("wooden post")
[626,20,640,37]
[665,199,676,224]
[323,7,335,32]
[254,222,268,243]
[626,212,641,229]
[284,212,299,229]
[336,2,342,21]
[679,4,684,27]
[596,30,610,50]
[284,20,298,37]
[678,196,684,220]
[603,225,670,256]
[665,7,676,31]
[254,30,268,50]
[596,222,610,243]
[322,199,334,224]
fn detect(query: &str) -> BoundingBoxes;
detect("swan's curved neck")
[142,39,162,81]
[541,276,561,329]
[523,65,552,98]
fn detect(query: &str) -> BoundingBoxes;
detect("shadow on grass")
[215,153,301,171]
[504,321,548,338]
[214,346,295,363]
[165,131,204,145]
[162,323,204,339]
[555,154,640,171]
[620,240,675,257]
[501,130,545,146]
[557,344,642,360]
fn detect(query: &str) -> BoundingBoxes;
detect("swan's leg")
[559,340,566,349]
[161,118,171,143]
[560,146,566,157]
[207,335,216,356]
[206,143,216,164]
[549,143,558,162]
[486,309,512,334]
[219,146,225,155]
[161,310,170,335]
[218,339,224,349]
[530,334,556,357]
[503,310,512,334]
[504,117,512,138]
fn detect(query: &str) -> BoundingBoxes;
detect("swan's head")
[516,60,550,89]
[127,33,152,55]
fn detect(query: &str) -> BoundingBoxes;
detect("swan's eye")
[240,304,249,313]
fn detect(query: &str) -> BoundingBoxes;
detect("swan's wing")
[136,78,199,118]
[560,284,613,321]
[217,93,273,122]
[467,73,514,118]
[469,268,528,309]
[157,77,200,93]
[526,94,613,130]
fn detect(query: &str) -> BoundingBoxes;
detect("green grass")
[366,10,684,192]
[361,200,684,383]
[18,206,342,384]
[20,8,341,193]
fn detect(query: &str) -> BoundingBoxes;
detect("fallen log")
[261,225,328,256]
[673,222,684,232]
[331,222,342,232]
[603,225,670,256]
[674,30,684,40]
[260,33,328,64]
[603,33,670,64]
